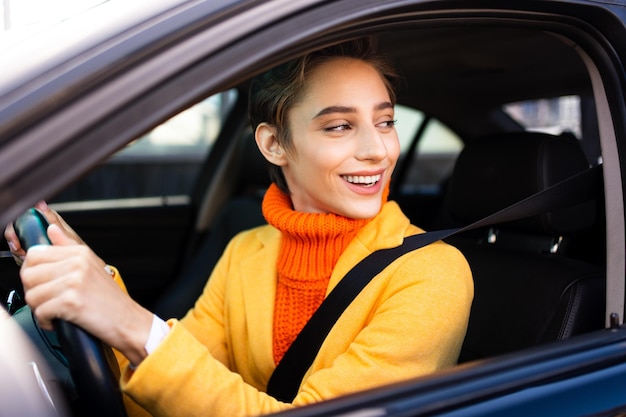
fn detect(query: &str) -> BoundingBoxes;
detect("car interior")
[0,15,611,404]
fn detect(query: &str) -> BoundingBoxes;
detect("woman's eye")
[378,119,397,129]
[324,123,352,132]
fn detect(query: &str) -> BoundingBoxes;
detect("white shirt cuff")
[145,314,170,355]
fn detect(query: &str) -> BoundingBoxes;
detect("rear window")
[504,95,581,138]
[395,105,463,192]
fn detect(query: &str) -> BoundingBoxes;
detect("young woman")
[5,38,473,417]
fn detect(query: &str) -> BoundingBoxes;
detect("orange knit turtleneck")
[262,184,372,365]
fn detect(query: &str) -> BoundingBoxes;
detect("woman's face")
[282,57,400,219]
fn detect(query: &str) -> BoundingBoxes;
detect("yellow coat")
[119,201,473,417]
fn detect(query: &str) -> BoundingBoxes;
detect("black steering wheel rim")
[55,320,128,417]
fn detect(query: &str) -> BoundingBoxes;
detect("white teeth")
[343,174,381,186]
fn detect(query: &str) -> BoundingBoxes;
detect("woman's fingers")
[47,223,79,247]
[24,277,76,330]
[4,201,84,266]
[37,201,85,245]
[20,224,107,328]
[4,222,25,264]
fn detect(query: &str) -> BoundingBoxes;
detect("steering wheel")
[55,321,127,417]
[14,208,128,417]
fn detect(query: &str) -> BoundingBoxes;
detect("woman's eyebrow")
[312,102,394,119]
[313,105,356,119]
[376,101,394,111]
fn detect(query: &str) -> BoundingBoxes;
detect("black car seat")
[152,133,269,319]
[439,132,606,363]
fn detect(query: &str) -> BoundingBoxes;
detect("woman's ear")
[255,123,287,166]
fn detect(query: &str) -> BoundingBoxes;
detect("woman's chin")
[338,200,383,220]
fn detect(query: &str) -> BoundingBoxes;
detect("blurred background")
[1,0,106,30]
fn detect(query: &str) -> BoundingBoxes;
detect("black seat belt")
[266,164,602,402]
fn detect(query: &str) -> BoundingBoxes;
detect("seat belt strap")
[266,164,602,402]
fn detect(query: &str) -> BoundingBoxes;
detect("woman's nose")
[355,126,388,161]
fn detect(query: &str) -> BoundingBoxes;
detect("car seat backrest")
[233,131,272,198]
[442,132,606,363]
[152,132,268,319]
[446,132,595,239]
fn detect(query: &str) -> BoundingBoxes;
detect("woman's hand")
[4,201,85,264]
[19,219,153,366]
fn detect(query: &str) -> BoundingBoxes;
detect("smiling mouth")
[342,174,382,188]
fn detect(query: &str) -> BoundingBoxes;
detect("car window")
[395,104,463,193]
[49,89,238,203]
[503,95,581,138]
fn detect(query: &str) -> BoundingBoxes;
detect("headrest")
[446,132,595,235]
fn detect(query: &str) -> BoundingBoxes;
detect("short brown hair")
[248,37,398,194]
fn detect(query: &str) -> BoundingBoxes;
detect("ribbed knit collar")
[262,183,373,284]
